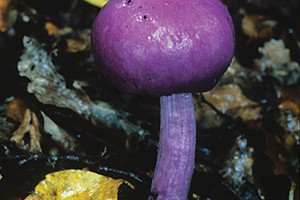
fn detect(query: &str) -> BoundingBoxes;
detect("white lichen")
[256,39,300,85]
[220,136,254,191]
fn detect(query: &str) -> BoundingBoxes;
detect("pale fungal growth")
[277,108,300,145]
[220,136,254,191]
[90,101,147,136]
[42,112,77,151]
[256,38,300,85]
[19,36,91,117]
[18,36,149,137]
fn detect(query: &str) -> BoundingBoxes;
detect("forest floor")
[0,0,299,199]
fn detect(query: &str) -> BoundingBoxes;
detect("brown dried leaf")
[283,134,296,152]
[0,0,11,31]
[44,22,59,36]
[280,87,300,115]
[66,39,88,53]
[242,15,276,39]
[264,132,288,176]
[203,84,261,121]
[279,101,299,116]
[277,87,300,150]
[0,0,17,32]
[242,15,258,38]
[10,109,42,153]
[6,98,28,122]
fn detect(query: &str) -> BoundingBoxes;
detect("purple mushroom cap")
[91,0,235,96]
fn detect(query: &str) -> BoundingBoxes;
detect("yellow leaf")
[25,169,134,200]
[84,0,109,8]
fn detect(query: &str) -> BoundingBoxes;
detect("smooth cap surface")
[92,0,235,96]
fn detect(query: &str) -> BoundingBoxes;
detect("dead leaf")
[6,98,28,122]
[241,14,276,39]
[84,0,109,8]
[25,169,134,200]
[279,87,300,115]
[264,132,288,176]
[242,15,258,38]
[279,101,299,116]
[66,39,88,52]
[6,98,42,153]
[10,109,42,153]
[0,0,11,31]
[203,84,261,121]
[44,22,59,35]
[0,0,17,32]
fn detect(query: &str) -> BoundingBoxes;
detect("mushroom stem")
[149,93,196,200]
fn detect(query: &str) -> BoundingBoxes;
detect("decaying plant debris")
[0,0,299,199]
[11,35,150,154]
[18,36,149,137]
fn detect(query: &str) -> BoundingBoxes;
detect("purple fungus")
[91,0,235,199]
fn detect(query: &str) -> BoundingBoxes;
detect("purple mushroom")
[91,0,235,199]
